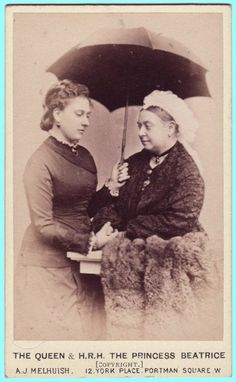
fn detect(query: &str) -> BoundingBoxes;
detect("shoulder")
[25,139,54,166]
[24,139,56,179]
[174,141,204,183]
[175,142,200,172]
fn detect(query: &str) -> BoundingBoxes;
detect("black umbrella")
[47,27,210,161]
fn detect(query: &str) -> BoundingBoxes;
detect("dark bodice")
[20,136,97,267]
[93,141,205,240]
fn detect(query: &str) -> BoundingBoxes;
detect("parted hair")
[146,106,175,122]
[40,79,90,131]
[145,106,179,134]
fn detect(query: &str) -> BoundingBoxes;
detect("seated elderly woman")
[90,90,220,341]
[92,90,204,240]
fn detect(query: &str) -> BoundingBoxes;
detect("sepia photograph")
[5,3,231,378]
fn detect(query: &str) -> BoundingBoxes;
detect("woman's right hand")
[95,222,119,249]
[105,161,130,196]
[111,161,130,186]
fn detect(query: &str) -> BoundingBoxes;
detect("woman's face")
[54,96,91,143]
[137,109,170,154]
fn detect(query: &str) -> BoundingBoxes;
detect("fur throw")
[101,232,222,340]
[101,235,146,339]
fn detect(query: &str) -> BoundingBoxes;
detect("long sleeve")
[88,185,115,218]
[92,203,124,233]
[126,172,205,240]
[23,155,90,253]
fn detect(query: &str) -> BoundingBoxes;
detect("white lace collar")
[49,130,80,149]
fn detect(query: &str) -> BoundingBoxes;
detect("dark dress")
[91,141,210,340]
[92,141,205,239]
[15,136,105,340]
[20,135,97,267]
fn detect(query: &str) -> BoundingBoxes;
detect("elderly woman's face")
[137,109,170,153]
[55,96,91,143]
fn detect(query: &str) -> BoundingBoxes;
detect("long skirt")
[14,262,106,341]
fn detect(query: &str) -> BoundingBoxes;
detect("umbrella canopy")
[47,27,210,111]
[47,27,210,161]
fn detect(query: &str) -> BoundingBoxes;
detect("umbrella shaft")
[120,95,129,164]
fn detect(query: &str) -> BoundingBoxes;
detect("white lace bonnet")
[142,90,202,173]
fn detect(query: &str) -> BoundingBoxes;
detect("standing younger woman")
[14,79,127,340]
